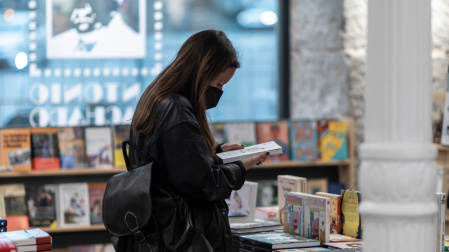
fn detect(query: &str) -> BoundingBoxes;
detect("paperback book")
[319,121,348,161]
[237,231,320,250]
[307,179,328,195]
[256,121,290,162]
[85,127,113,169]
[56,183,90,227]
[255,206,280,223]
[278,175,307,224]
[57,126,87,169]
[112,125,130,168]
[290,120,318,161]
[88,183,106,225]
[0,184,29,230]
[0,128,31,172]
[256,180,278,207]
[230,221,282,234]
[25,184,57,227]
[217,141,282,164]
[224,122,256,147]
[341,189,362,239]
[323,241,363,249]
[30,127,60,170]
[229,181,258,222]
[315,192,341,234]
[0,228,51,246]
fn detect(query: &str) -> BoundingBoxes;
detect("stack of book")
[230,221,283,234]
[232,231,321,251]
[0,229,52,252]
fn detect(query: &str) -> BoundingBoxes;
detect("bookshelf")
[0,118,356,247]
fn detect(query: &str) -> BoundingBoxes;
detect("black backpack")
[103,140,160,251]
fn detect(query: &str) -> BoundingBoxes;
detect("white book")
[229,181,258,222]
[217,141,282,164]
[57,183,90,227]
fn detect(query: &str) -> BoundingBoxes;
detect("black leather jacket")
[129,93,246,252]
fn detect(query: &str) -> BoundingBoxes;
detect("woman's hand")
[240,151,270,171]
[220,143,245,152]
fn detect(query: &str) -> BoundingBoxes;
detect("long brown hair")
[132,30,240,155]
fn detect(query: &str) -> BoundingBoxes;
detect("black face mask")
[205,86,223,109]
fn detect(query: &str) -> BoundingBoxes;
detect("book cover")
[0,128,31,172]
[224,122,256,147]
[30,127,60,170]
[0,184,29,230]
[441,67,449,145]
[433,92,446,143]
[319,121,348,161]
[230,221,282,234]
[283,192,303,236]
[443,166,449,225]
[209,123,226,144]
[57,126,87,169]
[316,119,331,161]
[256,121,290,162]
[216,141,282,164]
[278,175,307,224]
[323,241,363,249]
[85,127,113,169]
[256,180,277,207]
[88,183,106,225]
[238,231,320,249]
[307,179,328,195]
[25,184,57,227]
[0,227,6,232]
[290,120,318,161]
[315,192,341,234]
[255,206,279,222]
[0,217,6,227]
[229,181,258,222]
[112,125,130,168]
[329,233,361,242]
[341,189,362,239]
[0,237,16,251]
[0,228,51,246]
[302,193,330,245]
[436,192,446,252]
[57,183,90,227]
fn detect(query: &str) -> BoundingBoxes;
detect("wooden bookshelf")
[41,224,106,233]
[0,168,127,178]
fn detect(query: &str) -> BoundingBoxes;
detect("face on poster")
[46,0,146,59]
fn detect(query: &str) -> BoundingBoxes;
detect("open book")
[217,141,283,164]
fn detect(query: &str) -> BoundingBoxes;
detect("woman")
[128,30,269,251]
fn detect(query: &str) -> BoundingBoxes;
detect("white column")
[360,0,437,251]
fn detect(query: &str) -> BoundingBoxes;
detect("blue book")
[289,121,318,161]
[0,227,6,232]
[0,217,6,227]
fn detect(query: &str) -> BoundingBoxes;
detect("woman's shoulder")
[155,93,197,125]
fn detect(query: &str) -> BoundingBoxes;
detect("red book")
[15,243,51,252]
[0,229,51,246]
[0,237,17,252]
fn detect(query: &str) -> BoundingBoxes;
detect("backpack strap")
[122,139,153,171]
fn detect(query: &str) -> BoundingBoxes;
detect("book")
[224,122,257,147]
[256,121,290,162]
[278,175,307,224]
[85,127,113,169]
[56,183,90,227]
[328,182,345,195]
[111,125,130,168]
[0,227,6,232]
[341,189,362,239]
[230,221,283,234]
[256,180,278,207]
[307,179,328,195]
[436,192,446,252]
[328,233,361,242]
[0,128,31,172]
[284,192,330,245]
[289,120,318,161]
[443,166,449,224]
[0,237,17,252]
[255,206,280,222]
[319,120,348,161]
[0,228,51,246]
[316,120,331,160]
[315,192,341,234]
[25,184,57,227]
[30,128,60,170]
[88,183,106,225]
[237,231,320,249]
[0,184,29,230]
[442,66,449,145]
[433,92,446,143]
[57,126,87,169]
[275,248,331,251]
[228,212,250,223]
[323,241,363,249]
[216,141,283,164]
[0,217,6,227]
[209,123,226,144]
[15,243,52,252]
[229,181,258,222]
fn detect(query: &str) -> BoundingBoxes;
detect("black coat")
[128,93,247,252]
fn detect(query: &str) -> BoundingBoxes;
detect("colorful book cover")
[323,241,363,249]
[85,127,113,169]
[256,121,290,162]
[319,121,348,161]
[57,126,87,169]
[57,183,90,227]
[283,192,303,236]
[30,127,60,170]
[0,128,31,172]
[0,184,29,230]
[302,193,330,245]
[112,124,130,168]
[341,189,362,239]
[25,184,57,227]
[237,231,320,250]
[316,192,341,234]
[209,123,226,144]
[278,175,307,223]
[88,182,106,225]
[224,122,256,147]
[256,180,277,207]
[229,181,258,222]
[290,120,318,161]
[307,179,328,195]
